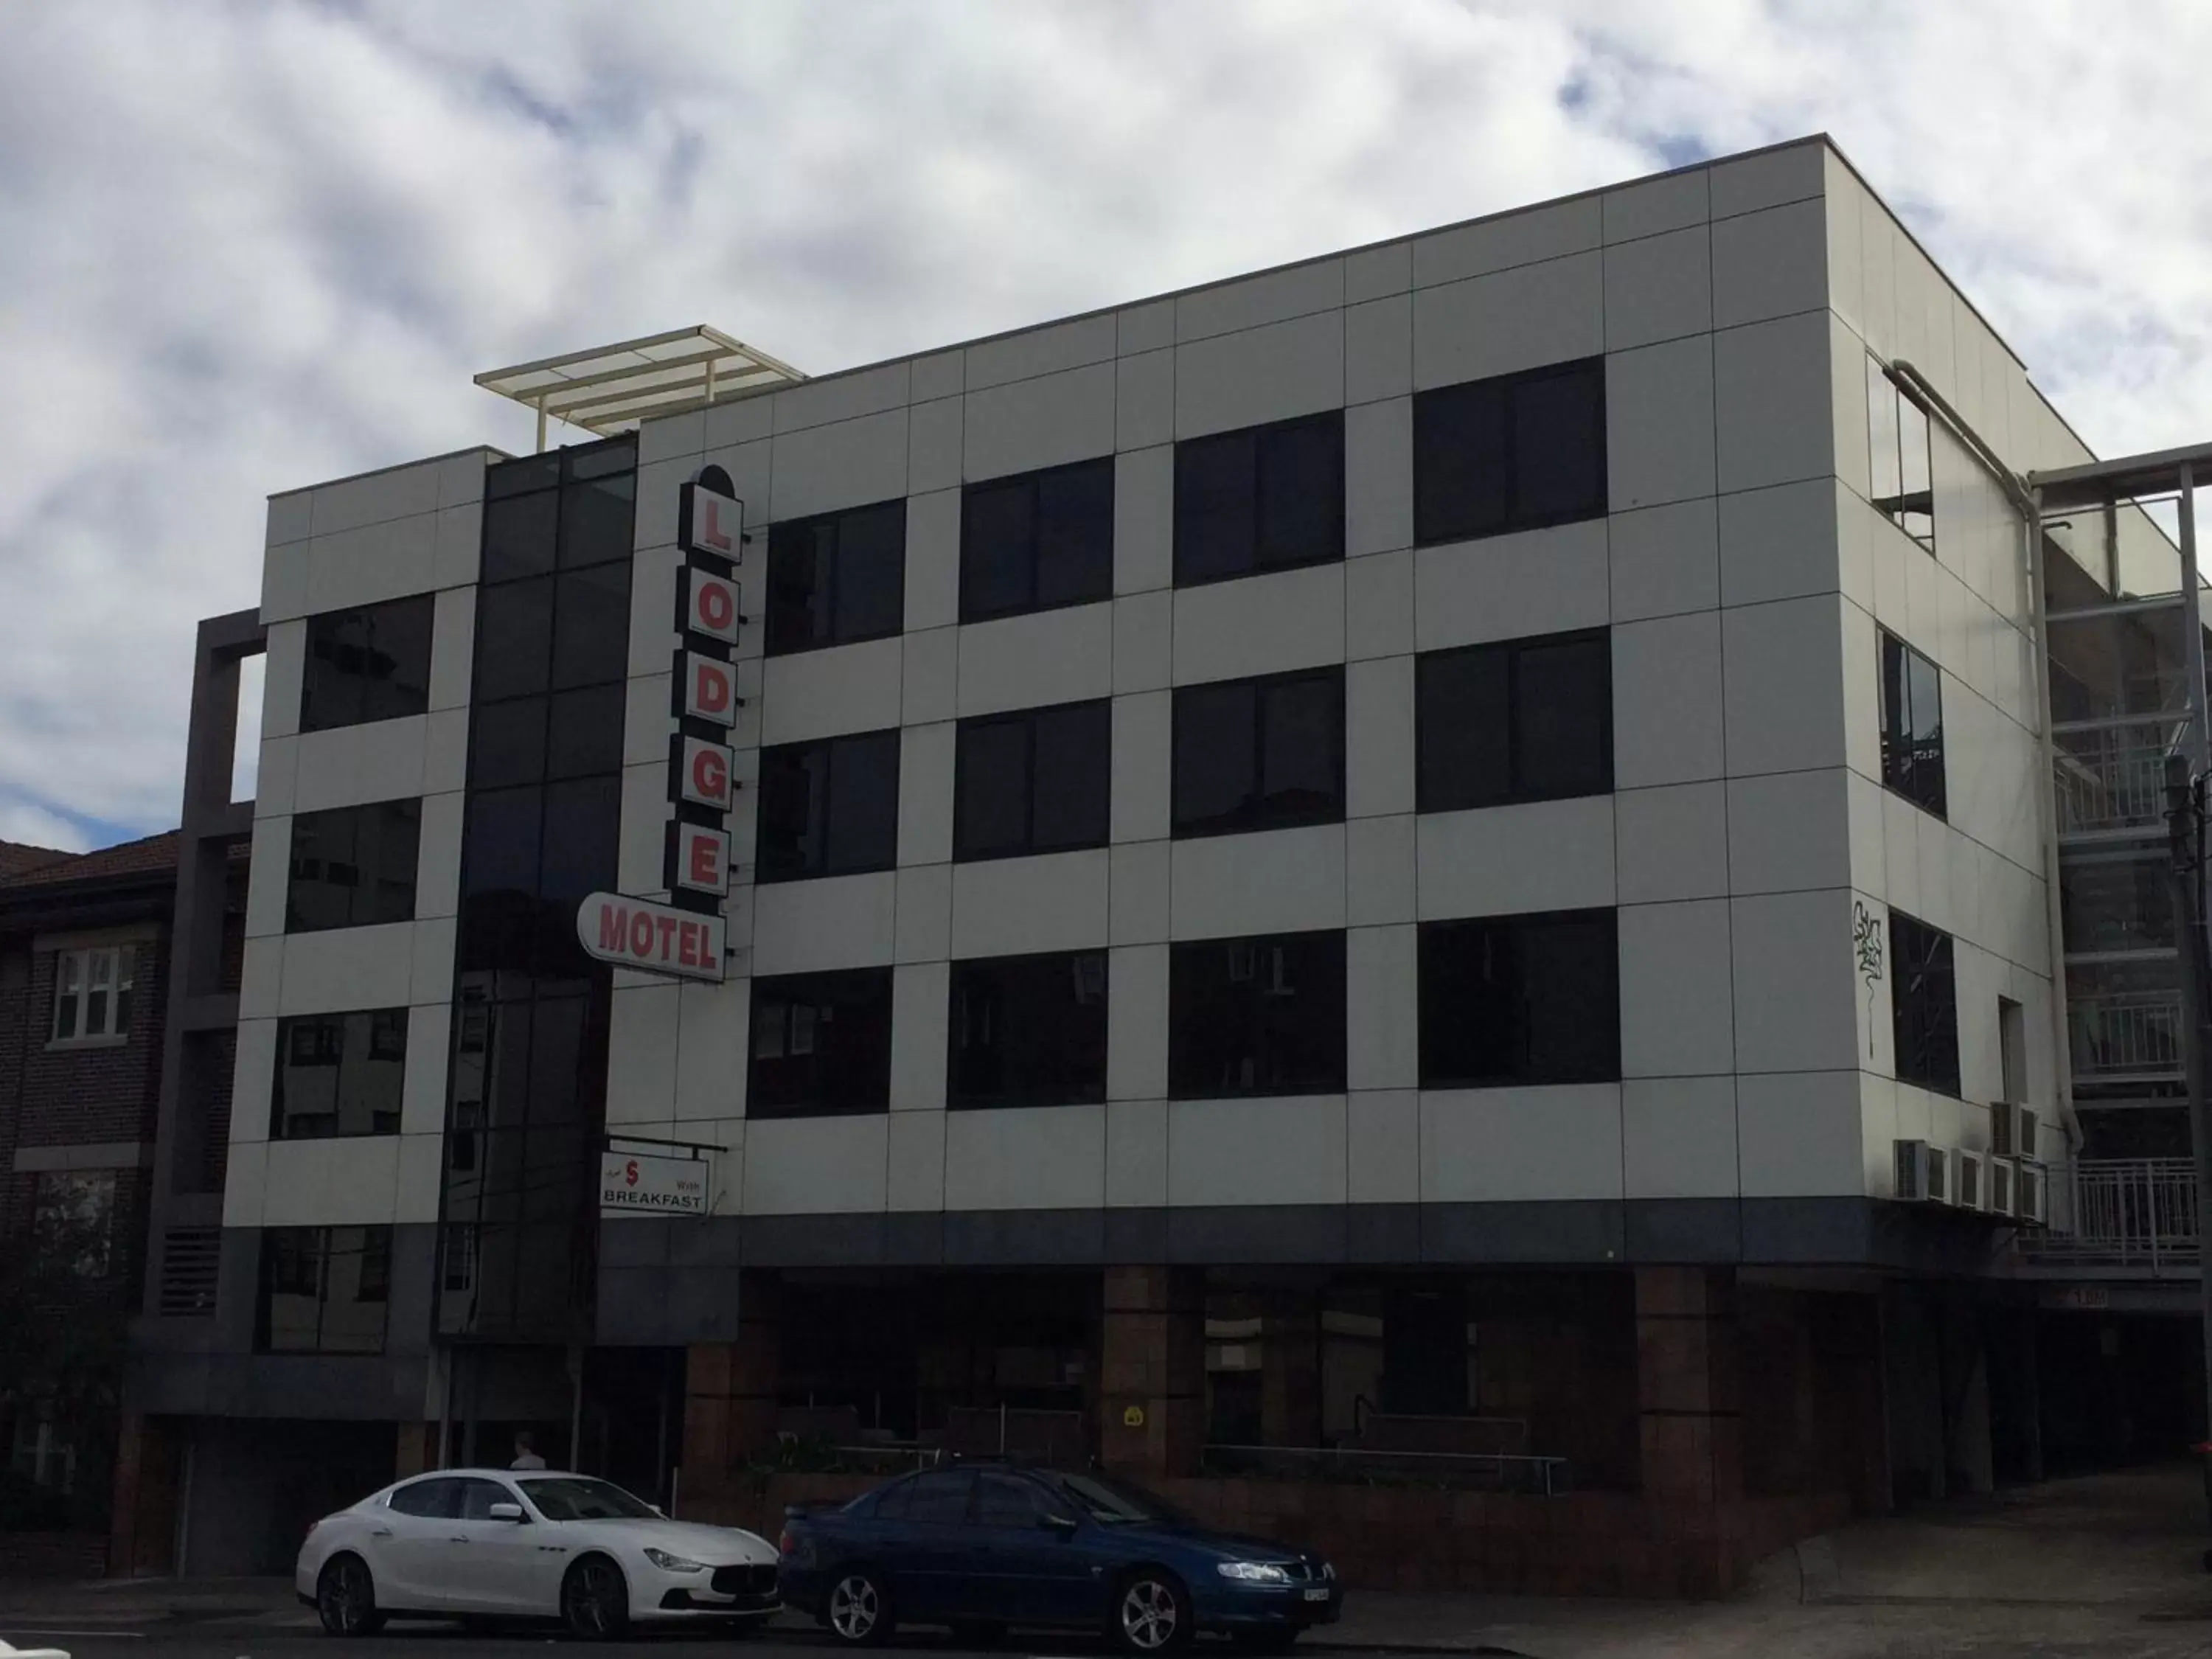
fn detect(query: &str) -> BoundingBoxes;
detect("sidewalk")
[5,1470,2210,1658]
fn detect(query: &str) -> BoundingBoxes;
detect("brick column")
[681,1270,780,1503]
[1260,1307,1320,1448]
[1100,1265,1204,1478]
[1635,1266,1742,1503]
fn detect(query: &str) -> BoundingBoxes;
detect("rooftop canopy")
[475,326,807,448]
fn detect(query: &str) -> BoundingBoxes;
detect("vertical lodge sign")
[575,465,747,984]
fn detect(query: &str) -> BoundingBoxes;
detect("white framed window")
[51,945,135,1041]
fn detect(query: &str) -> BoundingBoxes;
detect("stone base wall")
[681,1472,1849,1599]
[0,1530,111,1580]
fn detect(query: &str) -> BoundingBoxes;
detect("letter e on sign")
[680,737,734,810]
[675,824,731,897]
[682,654,737,727]
[686,569,741,644]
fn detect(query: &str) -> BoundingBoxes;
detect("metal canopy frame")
[474,326,807,450]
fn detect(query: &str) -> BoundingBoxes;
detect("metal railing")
[1202,1442,1570,1497]
[2055,733,2174,834]
[2067,992,2186,1082]
[2026,1159,2199,1272]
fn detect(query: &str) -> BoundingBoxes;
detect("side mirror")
[487,1502,526,1522]
[1040,1514,1079,1537]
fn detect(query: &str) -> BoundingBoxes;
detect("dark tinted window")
[900,1470,973,1526]
[1879,631,1947,818]
[1418,630,1611,811]
[748,968,894,1117]
[272,1009,408,1139]
[1867,356,1935,552]
[766,500,905,654]
[559,470,636,568]
[974,1473,1045,1528]
[483,488,560,583]
[757,731,901,883]
[1172,670,1343,838]
[258,1225,390,1354]
[389,1478,463,1519]
[950,950,1108,1110]
[962,459,1114,621]
[1891,912,1960,1096]
[476,579,555,702]
[459,1478,519,1520]
[300,597,434,733]
[1419,911,1620,1088]
[288,801,420,933]
[1414,358,1606,546]
[552,564,632,689]
[1175,411,1343,585]
[955,701,1110,861]
[1169,931,1346,1097]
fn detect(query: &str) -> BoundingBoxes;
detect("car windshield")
[518,1477,658,1521]
[1051,1472,1192,1526]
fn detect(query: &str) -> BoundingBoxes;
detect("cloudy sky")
[4,0,2210,852]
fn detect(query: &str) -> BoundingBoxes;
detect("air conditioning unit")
[1895,1140,1953,1203]
[1992,1104,2039,1160]
[1987,1156,2017,1219]
[2017,1161,2048,1225]
[1954,1150,1984,1212]
[1895,1139,1931,1200]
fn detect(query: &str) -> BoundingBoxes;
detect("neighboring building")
[0,830,245,1576]
[119,133,2204,1593]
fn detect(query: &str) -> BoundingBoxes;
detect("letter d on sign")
[682,653,737,726]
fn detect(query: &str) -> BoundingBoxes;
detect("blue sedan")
[778,1463,1340,1652]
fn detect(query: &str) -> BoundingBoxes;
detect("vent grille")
[157,1228,221,1317]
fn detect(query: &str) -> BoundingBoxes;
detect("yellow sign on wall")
[1122,1405,1146,1428]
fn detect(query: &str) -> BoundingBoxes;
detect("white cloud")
[2,0,2209,843]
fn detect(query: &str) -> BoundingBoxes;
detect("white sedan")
[296,1469,780,1639]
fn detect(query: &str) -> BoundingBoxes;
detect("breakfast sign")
[574,466,746,985]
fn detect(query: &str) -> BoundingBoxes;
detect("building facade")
[0,831,246,1576]
[124,133,2160,1593]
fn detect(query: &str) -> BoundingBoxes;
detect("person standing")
[510,1430,547,1470]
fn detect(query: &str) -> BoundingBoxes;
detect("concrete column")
[1635,1266,1742,1503]
[1100,1265,1204,1478]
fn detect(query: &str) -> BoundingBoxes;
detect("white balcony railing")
[2054,734,2174,834]
[2068,993,2185,1082]
[2028,1158,2199,1271]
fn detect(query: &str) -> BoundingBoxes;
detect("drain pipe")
[1890,359,2084,1162]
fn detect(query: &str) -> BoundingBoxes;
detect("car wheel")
[950,1620,1007,1647]
[316,1554,386,1637]
[560,1554,632,1641]
[1113,1571,1189,1654]
[824,1568,892,1646]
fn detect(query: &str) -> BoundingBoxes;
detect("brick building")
[0,832,246,1575]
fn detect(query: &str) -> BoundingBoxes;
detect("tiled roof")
[0,839,72,878]
[0,830,183,888]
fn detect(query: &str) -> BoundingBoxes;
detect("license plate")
[1301,1588,1330,1602]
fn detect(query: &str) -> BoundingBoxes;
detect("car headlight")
[644,1548,706,1573]
[1217,1561,1293,1584]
